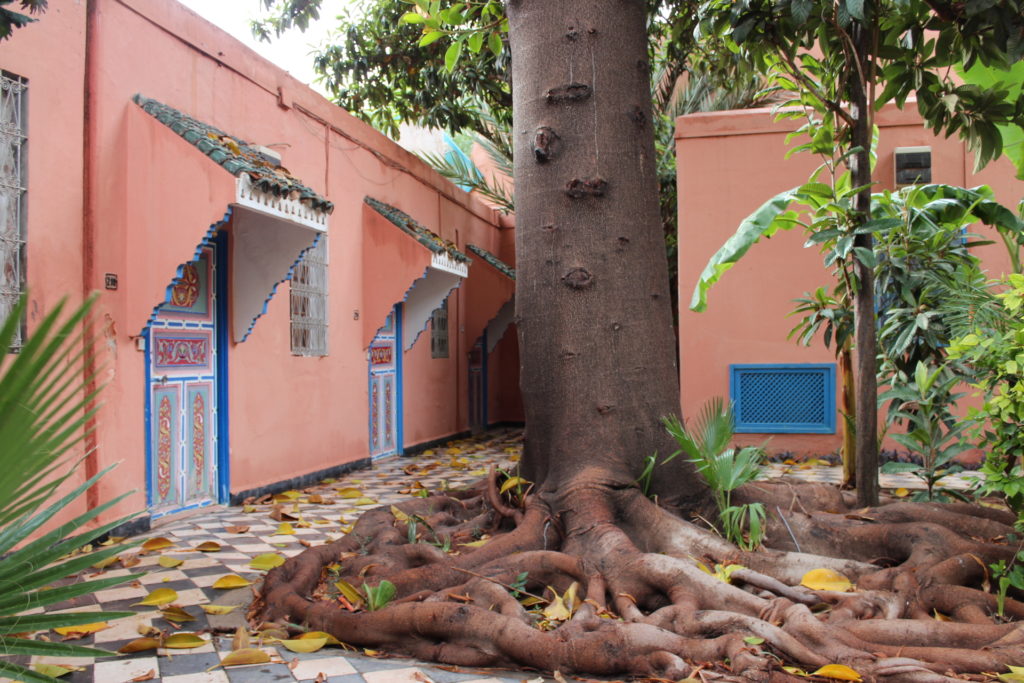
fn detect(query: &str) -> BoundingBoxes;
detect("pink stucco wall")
[676,105,1022,457]
[6,0,520,528]
[3,2,91,524]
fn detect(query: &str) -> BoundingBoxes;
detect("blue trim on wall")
[213,230,231,503]
[143,322,153,508]
[140,209,232,336]
[729,363,836,434]
[395,303,404,455]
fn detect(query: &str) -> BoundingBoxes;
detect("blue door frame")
[143,230,230,514]
[368,303,403,458]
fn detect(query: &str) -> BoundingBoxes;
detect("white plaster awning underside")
[484,297,515,353]
[400,251,468,351]
[231,175,329,342]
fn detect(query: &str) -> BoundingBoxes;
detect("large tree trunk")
[509,0,701,509]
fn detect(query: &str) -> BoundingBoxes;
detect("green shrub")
[663,399,766,550]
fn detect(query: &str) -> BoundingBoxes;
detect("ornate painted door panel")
[369,305,401,458]
[147,246,219,517]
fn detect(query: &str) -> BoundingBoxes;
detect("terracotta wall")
[5,0,520,527]
[675,105,1022,457]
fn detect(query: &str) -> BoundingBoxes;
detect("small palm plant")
[662,398,767,550]
[0,294,140,683]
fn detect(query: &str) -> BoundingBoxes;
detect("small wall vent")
[894,146,931,186]
[729,364,836,434]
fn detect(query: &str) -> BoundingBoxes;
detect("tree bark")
[849,22,880,507]
[507,0,701,509]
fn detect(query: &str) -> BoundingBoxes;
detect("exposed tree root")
[254,475,1024,680]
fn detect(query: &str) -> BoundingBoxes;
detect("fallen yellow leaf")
[158,556,184,568]
[811,664,862,681]
[219,648,272,667]
[335,579,364,606]
[163,633,207,649]
[250,553,286,571]
[460,537,490,548]
[117,637,160,654]
[499,476,529,494]
[201,604,239,615]
[336,487,363,498]
[275,523,295,535]
[800,568,853,592]
[91,555,119,570]
[390,506,411,522]
[894,487,910,498]
[160,606,195,622]
[53,622,109,637]
[141,537,174,552]
[279,637,327,653]
[134,588,178,606]
[33,663,79,677]
[998,666,1024,683]
[195,541,221,552]
[212,574,252,589]
[297,631,344,647]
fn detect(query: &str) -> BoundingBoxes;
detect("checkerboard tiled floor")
[4,429,982,683]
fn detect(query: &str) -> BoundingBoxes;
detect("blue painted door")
[369,305,402,458]
[147,244,221,517]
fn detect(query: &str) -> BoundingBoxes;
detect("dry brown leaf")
[224,525,250,534]
[232,626,250,651]
[159,606,196,623]
[130,669,156,682]
[195,541,221,553]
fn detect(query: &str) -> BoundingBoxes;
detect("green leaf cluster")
[0,294,141,683]
[0,0,47,41]
[949,273,1024,526]
[663,399,767,550]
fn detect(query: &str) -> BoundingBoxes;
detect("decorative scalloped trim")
[140,208,232,336]
[403,272,465,351]
[236,232,322,343]
[236,175,328,231]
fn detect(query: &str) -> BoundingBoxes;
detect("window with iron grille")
[431,298,449,359]
[1,71,27,351]
[290,235,328,356]
[729,364,836,433]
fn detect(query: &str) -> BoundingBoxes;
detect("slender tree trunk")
[507,0,702,509]
[850,24,879,507]
[840,347,856,488]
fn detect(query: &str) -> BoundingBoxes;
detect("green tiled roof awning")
[364,197,469,263]
[133,94,333,213]
[467,244,515,280]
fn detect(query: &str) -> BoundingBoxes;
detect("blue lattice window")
[729,364,836,434]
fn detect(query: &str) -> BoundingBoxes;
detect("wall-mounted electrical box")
[894,146,932,186]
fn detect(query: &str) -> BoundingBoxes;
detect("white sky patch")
[175,0,355,95]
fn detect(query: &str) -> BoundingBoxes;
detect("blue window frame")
[729,364,836,434]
